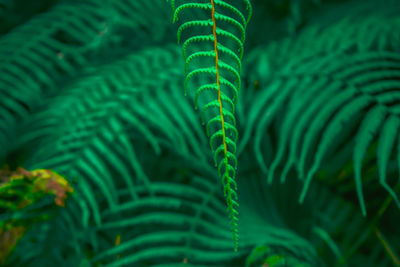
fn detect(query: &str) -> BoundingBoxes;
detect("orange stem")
[211,0,227,158]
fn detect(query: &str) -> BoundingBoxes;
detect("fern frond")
[246,48,400,215]
[353,105,387,215]
[170,0,251,251]
[242,0,400,90]
[0,0,174,162]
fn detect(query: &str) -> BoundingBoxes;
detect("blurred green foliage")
[0,0,399,266]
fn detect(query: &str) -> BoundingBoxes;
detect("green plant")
[169,0,251,251]
[0,0,399,266]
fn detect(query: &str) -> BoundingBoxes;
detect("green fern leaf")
[353,105,386,215]
[377,115,400,207]
[245,46,400,216]
[299,94,373,203]
[170,0,251,251]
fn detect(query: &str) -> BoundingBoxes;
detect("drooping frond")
[170,0,251,251]
[239,0,400,217]
[245,49,400,215]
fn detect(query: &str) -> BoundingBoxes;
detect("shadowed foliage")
[0,0,399,266]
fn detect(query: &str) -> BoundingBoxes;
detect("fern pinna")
[168,0,251,250]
